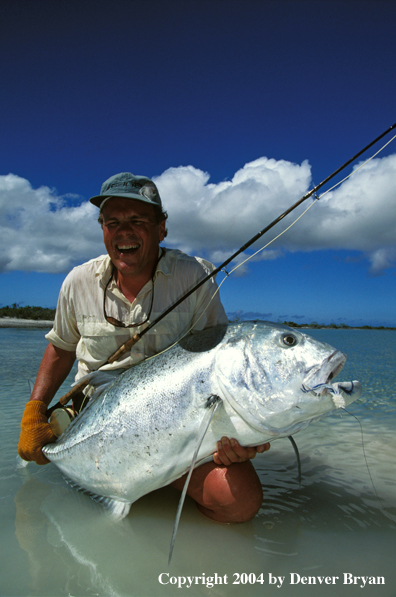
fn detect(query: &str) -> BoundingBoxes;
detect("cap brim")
[89,192,158,208]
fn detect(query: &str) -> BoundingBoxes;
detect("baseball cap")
[89,172,162,211]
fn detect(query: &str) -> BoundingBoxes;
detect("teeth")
[117,244,139,250]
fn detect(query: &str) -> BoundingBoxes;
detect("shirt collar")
[154,247,171,277]
[95,255,113,289]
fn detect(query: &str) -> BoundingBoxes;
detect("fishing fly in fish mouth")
[17,123,395,561]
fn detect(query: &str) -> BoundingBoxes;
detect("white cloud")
[1,152,395,274]
[154,158,312,258]
[155,153,396,273]
[0,174,103,273]
[284,154,396,253]
[367,247,396,275]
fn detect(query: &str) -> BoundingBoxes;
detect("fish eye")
[282,333,298,347]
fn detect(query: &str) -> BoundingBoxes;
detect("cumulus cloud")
[281,154,396,273]
[155,158,311,260]
[0,174,103,273]
[154,153,396,274]
[1,152,395,274]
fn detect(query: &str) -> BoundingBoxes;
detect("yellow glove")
[18,401,57,465]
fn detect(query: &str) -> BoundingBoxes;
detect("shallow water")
[1,327,395,597]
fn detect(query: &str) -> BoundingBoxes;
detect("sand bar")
[0,318,54,328]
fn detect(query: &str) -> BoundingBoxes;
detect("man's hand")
[18,401,57,465]
[18,343,76,465]
[213,437,270,466]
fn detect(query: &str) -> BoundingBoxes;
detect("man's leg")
[170,460,263,523]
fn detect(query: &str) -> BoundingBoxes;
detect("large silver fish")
[43,321,362,518]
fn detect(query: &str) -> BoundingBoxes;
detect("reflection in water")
[14,475,264,596]
[13,423,396,597]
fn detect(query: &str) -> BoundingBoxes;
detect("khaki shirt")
[46,249,228,379]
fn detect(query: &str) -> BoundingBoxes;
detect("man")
[18,172,269,523]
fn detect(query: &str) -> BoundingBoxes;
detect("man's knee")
[197,461,263,523]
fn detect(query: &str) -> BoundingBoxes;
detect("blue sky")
[1,0,395,326]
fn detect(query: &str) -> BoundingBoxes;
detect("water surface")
[0,327,395,597]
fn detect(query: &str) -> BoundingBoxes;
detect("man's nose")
[117,220,136,234]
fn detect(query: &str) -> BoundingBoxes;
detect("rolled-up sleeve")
[45,275,80,351]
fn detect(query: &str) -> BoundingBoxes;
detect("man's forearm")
[29,343,76,407]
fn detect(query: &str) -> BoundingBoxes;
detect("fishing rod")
[56,121,396,408]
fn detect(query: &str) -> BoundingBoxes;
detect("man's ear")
[159,220,166,242]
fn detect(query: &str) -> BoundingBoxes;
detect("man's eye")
[131,219,153,227]
[104,219,150,228]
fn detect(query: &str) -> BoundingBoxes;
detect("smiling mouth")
[116,243,140,254]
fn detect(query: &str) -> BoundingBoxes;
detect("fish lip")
[302,350,346,392]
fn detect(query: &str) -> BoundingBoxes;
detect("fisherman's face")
[101,197,165,281]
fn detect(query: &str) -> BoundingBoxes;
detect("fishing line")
[168,394,222,566]
[163,126,396,342]
[162,125,396,345]
[105,122,396,367]
[341,408,396,523]
[317,132,396,199]
[147,197,321,357]
[57,123,396,405]
[140,129,396,469]
[140,126,396,362]
[227,131,396,277]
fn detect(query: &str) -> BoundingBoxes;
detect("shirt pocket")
[79,316,131,363]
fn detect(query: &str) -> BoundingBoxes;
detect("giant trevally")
[43,321,362,518]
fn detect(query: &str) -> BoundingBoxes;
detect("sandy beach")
[0,317,54,328]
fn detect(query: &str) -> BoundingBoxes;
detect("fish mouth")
[303,350,346,389]
[301,350,361,408]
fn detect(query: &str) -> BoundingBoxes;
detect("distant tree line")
[281,320,396,331]
[0,303,55,320]
[1,306,395,329]
[229,315,395,330]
